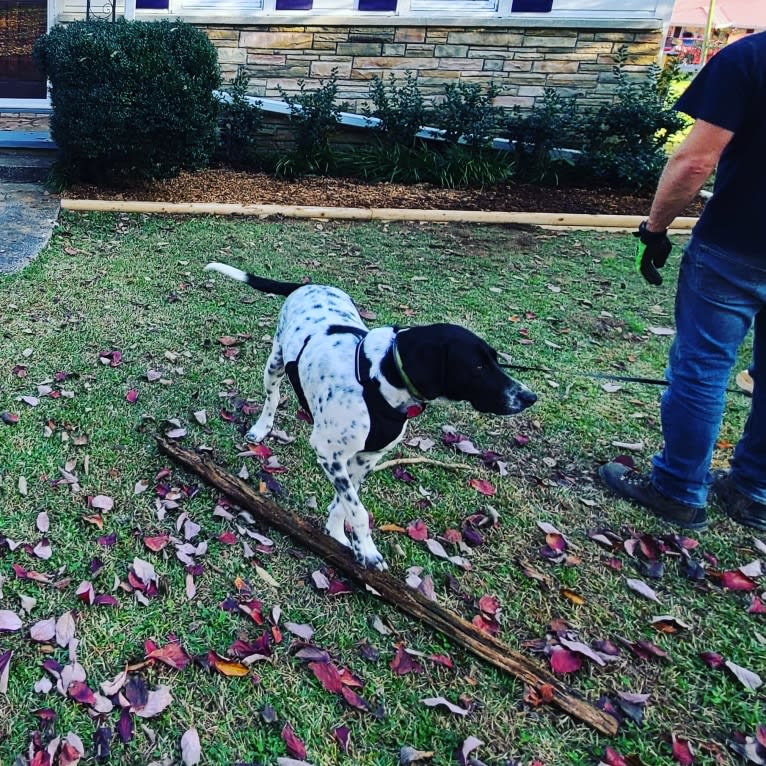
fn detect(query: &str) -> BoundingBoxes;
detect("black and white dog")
[205,262,537,570]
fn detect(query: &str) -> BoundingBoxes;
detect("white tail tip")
[204,262,248,283]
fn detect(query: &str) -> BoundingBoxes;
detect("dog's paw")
[245,424,270,444]
[352,537,387,571]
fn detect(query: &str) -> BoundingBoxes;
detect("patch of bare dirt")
[66,168,706,217]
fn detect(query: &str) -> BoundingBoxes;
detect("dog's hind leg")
[246,344,284,444]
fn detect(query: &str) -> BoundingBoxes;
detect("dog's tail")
[204,262,303,296]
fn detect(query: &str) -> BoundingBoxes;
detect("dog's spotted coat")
[205,262,537,569]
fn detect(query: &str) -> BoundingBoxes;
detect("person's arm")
[645,118,734,232]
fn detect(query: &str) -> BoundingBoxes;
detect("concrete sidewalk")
[0,179,60,274]
[0,149,60,275]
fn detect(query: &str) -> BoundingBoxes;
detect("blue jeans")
[651,236,766,507]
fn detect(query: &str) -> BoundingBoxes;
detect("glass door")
[0,0,48,99]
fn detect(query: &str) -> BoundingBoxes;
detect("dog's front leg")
[246,345,284,444]
[315,453,387,571]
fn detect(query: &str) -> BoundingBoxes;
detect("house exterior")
[1,0,673,134]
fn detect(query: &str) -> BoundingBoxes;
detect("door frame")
[0,0,54,109]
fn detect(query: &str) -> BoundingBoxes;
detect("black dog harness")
[284,325,425,453]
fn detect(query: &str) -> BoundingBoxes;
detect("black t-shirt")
[675,31,766,257]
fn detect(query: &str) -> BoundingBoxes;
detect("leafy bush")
[503,87,582,184]
[337,141,512,188]
[276,71,343,176]
[215,67,264,169]
[578,47,687,189]
[436,80,502,146]
[34,19,221,187]
[363,73,432,148]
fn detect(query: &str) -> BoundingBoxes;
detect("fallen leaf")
[281,722,307,760]
[0,650,11,694]
[208,651,249,677]
[133,685,173,718]
[468,478,496,496]
[626,578,661,603]
[147,642,191,670]
[671,733,694,765]
[181,727,201,766]
[0,610,23,633]
[725,660,763,690]
[421,696,470,716]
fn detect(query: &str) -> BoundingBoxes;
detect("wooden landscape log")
[156,435,618,737]
[61,198,697,232]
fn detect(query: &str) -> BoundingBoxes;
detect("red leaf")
[719,569,757,591]
[471,614,500,636]
[406,519,429,541]
[469,478,496,496]
[327,579,353,597]
[146,642,191,670]
[125,389,139,404]
[671,733,694,765]
[390,643,422,675]
[217,531,238,545]
[281,722,307,760]
[247,443,272,459]
[602,748,631,766]
[308,661,343,694]
[748,595,766,614]
[549,646,583,675]
[144,534,170,552]
[478,594,500,616]
[239,598,264,625]
[699,651,725,668]
[67,681,96,705]
[340,685,370,712]
[333,725,351,754]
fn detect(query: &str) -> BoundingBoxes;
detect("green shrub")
[363,72,432,148]
[216,67,264,169]
[436,80,502,146]
[34,19,221,187]
[578,47,686,190]
[337,141,512,188]
[276,71,343,176]
[503,87,582,184]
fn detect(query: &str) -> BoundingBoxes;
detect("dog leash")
[499,361,751,397]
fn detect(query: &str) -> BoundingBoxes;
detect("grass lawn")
[0,212,762,766]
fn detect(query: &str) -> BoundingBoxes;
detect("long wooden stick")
[156,436,618,737]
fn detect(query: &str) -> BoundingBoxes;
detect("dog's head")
[394,324,537,415]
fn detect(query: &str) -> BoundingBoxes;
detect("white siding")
[55,0,673,23]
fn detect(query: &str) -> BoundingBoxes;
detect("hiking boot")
[598,462,708,530]
[710,471,766,532]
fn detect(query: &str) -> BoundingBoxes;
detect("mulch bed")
[66,168,706,218]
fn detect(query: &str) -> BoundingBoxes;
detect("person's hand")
[634,220,672,286]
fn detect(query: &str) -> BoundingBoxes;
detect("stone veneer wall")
[203,24,662,113]
[0,111,51,130]
[0,24,661,137]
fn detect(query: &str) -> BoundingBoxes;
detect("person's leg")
[652,239,762,507]
[600,238,765,528]
[728,309,766,503]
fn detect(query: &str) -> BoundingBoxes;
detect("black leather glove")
[634,220,672,286]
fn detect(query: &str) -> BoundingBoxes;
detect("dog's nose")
[519,389,537,409]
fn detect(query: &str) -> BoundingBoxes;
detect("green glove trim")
[635,239,648,274]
